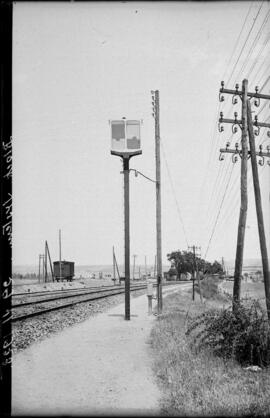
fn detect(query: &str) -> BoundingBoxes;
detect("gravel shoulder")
[12,285,184,416]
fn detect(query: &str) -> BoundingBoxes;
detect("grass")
[149,279,270,416]
[222,281,266,301]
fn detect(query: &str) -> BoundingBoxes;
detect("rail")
[12,281,185,323]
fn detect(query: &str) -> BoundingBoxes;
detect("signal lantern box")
[110,119,142,157]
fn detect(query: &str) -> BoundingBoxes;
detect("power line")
[227,0,264,86]
[234,8,270,83]
[204,164,235,259]
[222,1,254,83]
[160,139,189,247]
[251,53,270,85]
[248,34,270,83]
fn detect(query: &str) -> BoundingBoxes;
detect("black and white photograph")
[1,0,270,416]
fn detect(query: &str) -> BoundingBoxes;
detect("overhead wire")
[251,54,270,84]
[227,0,264,85]
[160,139,189,247]
[203,1,269,260]
[234,7,270,83]
[247,33,270,83]
[198,3,255,216]
[204,163,235,259]
[198,4,253,229]
[222,1,254,83]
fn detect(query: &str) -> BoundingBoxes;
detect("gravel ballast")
[12,288,146,354]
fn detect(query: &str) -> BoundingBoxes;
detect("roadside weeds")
[149,281,270,416]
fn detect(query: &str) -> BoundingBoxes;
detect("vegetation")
[187,301,270,367]
[150,279,270,416]
[167,250,223,280]
[194,275,225,300]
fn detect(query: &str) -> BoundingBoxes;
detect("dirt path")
[12,284,187,416]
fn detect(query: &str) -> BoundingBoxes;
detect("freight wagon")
[53,261,75,282]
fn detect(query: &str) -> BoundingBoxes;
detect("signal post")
[110,119,142,320]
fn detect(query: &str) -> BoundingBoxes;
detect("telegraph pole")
[188,245,202,301]
[218,79,270,310]
[221,257,225,276]
[132,254,137,280]
[145,255,147,277]
[113,246,115,282]
[234,79,248,309]
[154,254,157,279]
[44,241,48,283]
[247,100,270,320]
[152,90,163,313]
[45,241,55,282]
[38,254,41,283]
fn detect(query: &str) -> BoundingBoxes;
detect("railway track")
[12,284,141,306]
[12,282,183,323]
[12,283,125,298]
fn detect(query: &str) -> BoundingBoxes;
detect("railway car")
[53,261,75,282]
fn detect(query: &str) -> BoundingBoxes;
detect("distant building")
[164,268,177,281]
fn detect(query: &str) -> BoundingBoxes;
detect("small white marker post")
[147,281,153,315]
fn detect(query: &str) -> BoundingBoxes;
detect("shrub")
[186,300,270,367]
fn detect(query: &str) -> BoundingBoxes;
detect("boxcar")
[53,261,75,282]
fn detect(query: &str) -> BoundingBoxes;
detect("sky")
[13,1,270,270]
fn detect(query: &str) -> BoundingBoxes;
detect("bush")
[186,300,270,367]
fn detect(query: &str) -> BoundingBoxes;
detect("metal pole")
[247,100,270,320]
[123,156,130,320]
[38,255,41,283]
[59,229,62,282]
[233,79,248,310]
[42,255,45,283]
[46,241,55,282]
[44,241,48,283]
[133,254,137,280]
[113,246,116,284]
[145,256,147,277]
[155,90,162,313]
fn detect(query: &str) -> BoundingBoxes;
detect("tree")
[167,251,195,279]
[210,260,223,274]
[167,250,223,278]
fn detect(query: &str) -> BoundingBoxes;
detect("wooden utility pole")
[44,241,48,283]
[154,254,157,279]
[46,241,55,282]
[38,254,45,283]
[218,79,270,310]
[247,100,270,320]
[152,89,163,313]
[221,257,225,275]
[132,254,137,280]
[113,246,116,284]
[233,79,248,309]
[38,254,41,283]
[145,255,147,277]
[189,245,202,302]
[42,254,45,283]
